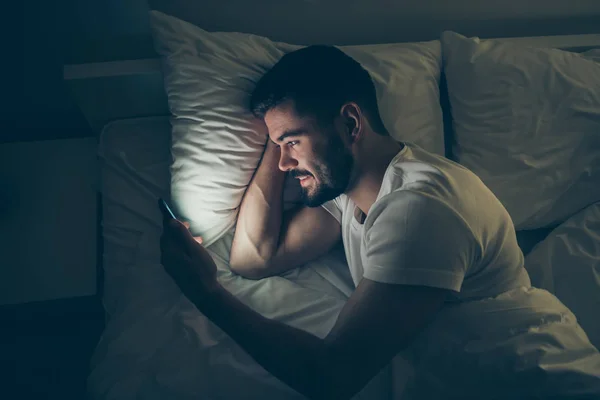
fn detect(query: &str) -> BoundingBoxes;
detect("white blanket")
[89,117,393,399]
[90,117,600,400]
[524,202,600,350]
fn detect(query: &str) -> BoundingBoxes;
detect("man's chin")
[300,189,321,208]
[303,199,324,208]
[301,187,340,208]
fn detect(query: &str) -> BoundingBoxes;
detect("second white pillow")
[442,31,600,230]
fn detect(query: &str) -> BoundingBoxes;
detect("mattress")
[88,116,394,399]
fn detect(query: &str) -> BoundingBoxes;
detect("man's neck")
[346,139,404,217]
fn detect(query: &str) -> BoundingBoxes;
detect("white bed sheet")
[88,116,394,400]
[90,116,600,400]
[524,201,600,349]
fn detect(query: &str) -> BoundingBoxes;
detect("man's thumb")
[181,221,203,244]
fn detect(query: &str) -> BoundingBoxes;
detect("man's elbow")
[319,377,363,400]
[230,264,268,280]
[229,238,280,279]
[313,347,365,400]
[229,256,272,280]
[307,367,356,400]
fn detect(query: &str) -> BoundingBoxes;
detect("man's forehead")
[265,107,310,140]
[264,102,298,126]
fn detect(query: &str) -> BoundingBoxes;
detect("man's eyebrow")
[275,129,307,143]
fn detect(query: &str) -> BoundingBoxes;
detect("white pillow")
[584,48,600,62]
[149,10,443,246]
[524,202,600,349]
[442,31,600,230]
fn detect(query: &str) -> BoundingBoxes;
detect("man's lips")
[297,175,313,185]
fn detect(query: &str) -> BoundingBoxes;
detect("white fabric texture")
[442,31,600,230]
[322,143,531,299]
[92,119,600,400]
[91,116,600,400]
[90,117,394,400]
[525,201,600,350]
[584,48,600,62]
[323,143,600,398]
[400,286,600,399]
[149,10,444,247]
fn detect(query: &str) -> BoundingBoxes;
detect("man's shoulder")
[366,189,469,235]
[381,145,489,217]
[322,193,349,211]
[320,194,350,225]
[372,189,450,213]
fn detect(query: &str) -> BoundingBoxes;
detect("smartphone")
[159,198,177,220]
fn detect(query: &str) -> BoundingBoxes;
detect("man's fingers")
[162,220,188,247]
[166,219,204,253]
[161,217,205,262]
[167,218,185,231]
[181,221,202,244]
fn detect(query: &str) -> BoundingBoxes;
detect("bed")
[91,116,393,399]
[80,2,600,399]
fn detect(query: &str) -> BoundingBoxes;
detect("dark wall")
[4,0,152,142]
[6,1,600,142]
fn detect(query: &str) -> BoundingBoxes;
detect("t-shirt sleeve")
[321,196,343,224]
[363,191,480,292]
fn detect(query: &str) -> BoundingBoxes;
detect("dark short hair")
[250,45,388,135]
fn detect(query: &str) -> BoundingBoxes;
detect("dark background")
[5,0,600,143]
[1,1,599,399]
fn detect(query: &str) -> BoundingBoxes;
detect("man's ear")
[340,102,363,143]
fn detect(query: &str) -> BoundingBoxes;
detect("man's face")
[264,101,354,207]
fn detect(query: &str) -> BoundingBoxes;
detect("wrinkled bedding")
[89,117,392,399]
[90,117,600,400]
[524,201,600,349]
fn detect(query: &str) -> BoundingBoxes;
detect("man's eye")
[288,140,299,147]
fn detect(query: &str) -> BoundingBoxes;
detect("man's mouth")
[298,175,312,185]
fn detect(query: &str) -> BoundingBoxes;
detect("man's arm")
[198,278,447,400]
[230,139,341,279]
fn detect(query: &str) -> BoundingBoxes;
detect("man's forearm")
[230,141,286,269]
[198,285,331,400]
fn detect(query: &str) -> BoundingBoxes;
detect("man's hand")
[181,221,203,245]
[159,201,220,305]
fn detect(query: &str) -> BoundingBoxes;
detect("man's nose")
[278,147,298,171]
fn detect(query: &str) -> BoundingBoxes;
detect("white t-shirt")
[322,142,531,301]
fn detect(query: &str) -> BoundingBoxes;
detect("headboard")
[64,0,600,132]
[148,0,600,46]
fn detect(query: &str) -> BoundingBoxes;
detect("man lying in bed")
[159,46,600,399]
